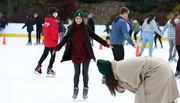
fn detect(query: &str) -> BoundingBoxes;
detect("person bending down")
[97,56,179,103]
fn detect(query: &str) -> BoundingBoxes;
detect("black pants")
[38,47,56,68]
[111,45,124,61]
[106,36,110,41]
[73,60,91,88]
[129,30,133,38]
[36,31,41,43]
[176,45,180,71]
[28,31,32,43]
[154,33,163,48]
[134,31,139,41]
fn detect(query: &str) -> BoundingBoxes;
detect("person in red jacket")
[54,9,110,99]
[34,7,59,77]
[175,21,180,78]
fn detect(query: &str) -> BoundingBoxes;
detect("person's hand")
[133,45,136,48]
[109,45,113,48]
[52,49,57,55]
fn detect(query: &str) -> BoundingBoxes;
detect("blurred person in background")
[34,13,42,45]
[154,17,163,49]
[163,12,180,62]
[22,15,34,45]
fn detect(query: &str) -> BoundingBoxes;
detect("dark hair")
[104,72,118,96]
[170,12,179,27]
[147,14,154,24]
[119,7,129,15]
[48,7,58,15]
[70,19,90,40]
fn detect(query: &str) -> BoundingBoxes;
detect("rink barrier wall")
[0,23,168,40]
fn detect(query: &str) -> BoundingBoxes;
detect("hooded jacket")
[110,16,134,46]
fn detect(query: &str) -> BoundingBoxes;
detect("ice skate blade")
[46,74,56,77]
[34,71,41,75]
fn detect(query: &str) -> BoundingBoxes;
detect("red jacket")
[43,16,58,48]
[176,22,180,45]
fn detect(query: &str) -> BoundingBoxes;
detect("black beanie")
[48,7,58,15]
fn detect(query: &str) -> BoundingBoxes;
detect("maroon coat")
[176,22,180,45]
[56,24,109,63]
[72,25,91,64]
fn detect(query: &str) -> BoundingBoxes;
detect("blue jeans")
[139,31,154,56]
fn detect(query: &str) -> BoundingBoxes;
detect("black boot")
[83,87,88,99]
[72,87,79,99]
[46,68,56,77]
[34,65,42,75]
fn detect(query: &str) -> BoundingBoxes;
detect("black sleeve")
[22,21,27,29]
[87,25,109,47]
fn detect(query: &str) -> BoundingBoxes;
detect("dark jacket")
[56,25,109,62]
[22,18,34,32]
[58,21,66,33]
[0,19,8,28]
[34,17,42,32]
[87,18,95,32]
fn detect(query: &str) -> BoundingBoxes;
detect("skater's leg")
[73,63,81,87]
[38,47,50,65]
[82,60,91,88]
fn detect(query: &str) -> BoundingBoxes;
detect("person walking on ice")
[97,56,179,103]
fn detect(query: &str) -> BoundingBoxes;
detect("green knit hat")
[97,59,112,76]
[73,9,84,19]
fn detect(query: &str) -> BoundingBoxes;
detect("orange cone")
[2,36,6,45]
[135,44,140,57]
[99,44,103,50]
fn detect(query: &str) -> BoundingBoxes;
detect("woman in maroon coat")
[55,9,110,99]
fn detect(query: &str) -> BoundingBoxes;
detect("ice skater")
[34,7,59,77]
[163,12,179,62]
[97,56,179,103]
[54,9,110,100]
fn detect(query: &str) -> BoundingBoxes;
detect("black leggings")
[36,31,41,43]
[38,47,56,68]
[134,31,139,41]
[154,33,163,47]
[176,45,180,71]
[73,60,91,88]
[111,45,124,61]
[28,31,32,43]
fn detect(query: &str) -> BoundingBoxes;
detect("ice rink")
[0,37,180,103]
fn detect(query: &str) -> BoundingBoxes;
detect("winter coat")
[163,19,180,40]
[22,18,34,32]
[111,56,179,103]
[176,22,180,45]
[34,17,42,33]
[132,20,141,33]
[42,16,59,48]
[110,16,134,46]
[56,24,109,62]
[141,18,162,36]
